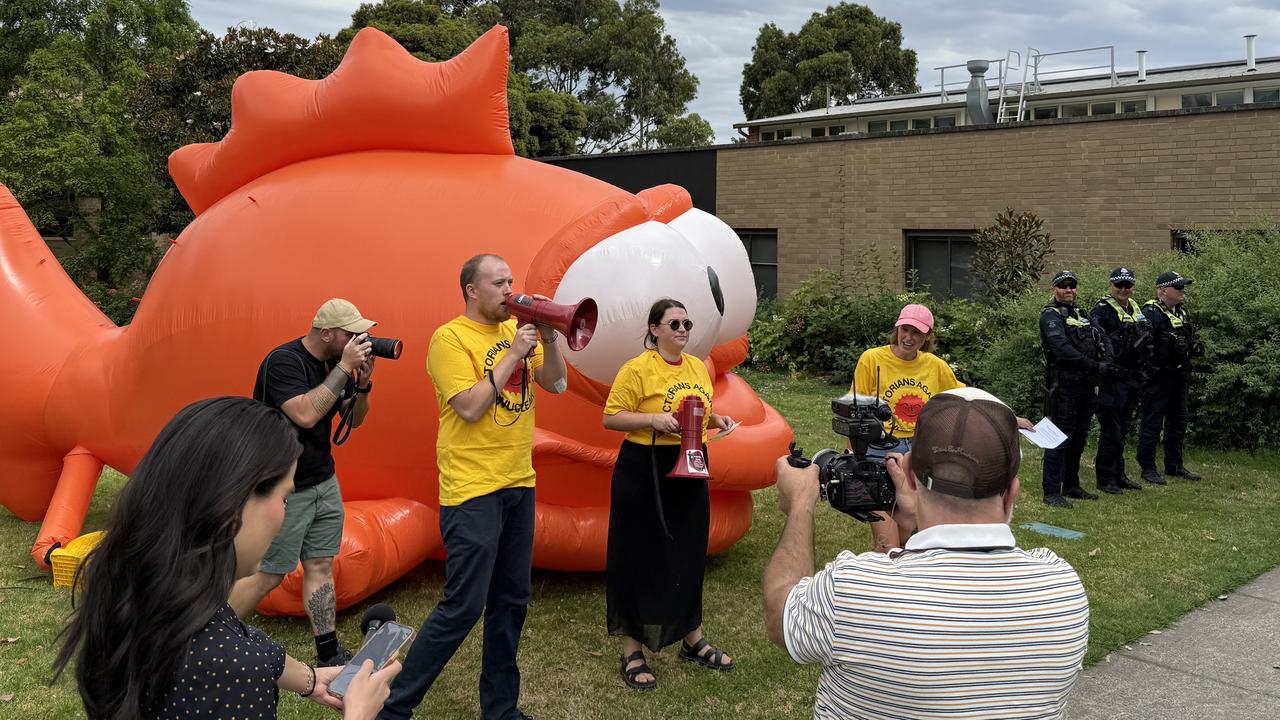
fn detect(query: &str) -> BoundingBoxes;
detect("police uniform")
[1090,267,1152,493]
[1136,271,1203,483]
[1040,270,1113,507]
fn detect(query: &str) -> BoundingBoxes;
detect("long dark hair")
[53,397,302,719]
[643,298,687,349]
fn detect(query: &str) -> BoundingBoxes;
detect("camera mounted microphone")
[360,603,397,638]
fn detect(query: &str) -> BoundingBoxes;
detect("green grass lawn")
[3,369,1279,718]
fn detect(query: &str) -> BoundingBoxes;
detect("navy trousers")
[379,487,535,720]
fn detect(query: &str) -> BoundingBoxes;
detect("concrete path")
[1069,567,1280,719]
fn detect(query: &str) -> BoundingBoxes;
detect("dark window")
[1033,106,1058,119]
[1171,229,1192,253]
[828,125,846,135]
[1216,90,1245,107]
[760,130,775,141]
[1122,99,1147,113]
[810,127,826,137]
[1255,88,1280,103]
[868,120,888,133]
[905,230,977,300]
[736,229,779,299]
[1181,93,1212,109]
[889,119,908,131]
[1091,102,1117,115]
[911,118,931,129]
[933,115,956,127]
[1061,103,1088,118]
[776,129,793,139]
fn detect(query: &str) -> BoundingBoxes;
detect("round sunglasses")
[663,319,693,332]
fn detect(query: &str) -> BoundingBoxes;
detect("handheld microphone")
[360,603,397,637]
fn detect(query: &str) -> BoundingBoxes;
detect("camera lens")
[366,336,403,360]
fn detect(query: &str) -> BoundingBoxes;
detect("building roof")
[736,55,1280,128]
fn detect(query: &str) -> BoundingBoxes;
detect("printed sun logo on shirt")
[661,381,713,414]
[893,393,926,425]
[483,338,534,415]
[883,377,933,428]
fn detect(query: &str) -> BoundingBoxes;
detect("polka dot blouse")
[155,603,286,719]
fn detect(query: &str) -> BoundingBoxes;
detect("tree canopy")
[740,2,918,121]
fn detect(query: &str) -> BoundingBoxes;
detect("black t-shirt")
[155,604,286,719]
[253,338,351,489]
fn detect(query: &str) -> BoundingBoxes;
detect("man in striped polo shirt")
[764,387,1089,720]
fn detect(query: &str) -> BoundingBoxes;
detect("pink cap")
[895,304,934,333]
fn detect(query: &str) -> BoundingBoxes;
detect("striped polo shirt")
[784,523,1088,720]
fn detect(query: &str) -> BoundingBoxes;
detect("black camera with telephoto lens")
[363,335,403,360]
[786,395,900,522]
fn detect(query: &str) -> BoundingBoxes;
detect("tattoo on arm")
[307,367,347,416]
[306,582,337,635]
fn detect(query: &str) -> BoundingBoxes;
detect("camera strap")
[648,431,674,540]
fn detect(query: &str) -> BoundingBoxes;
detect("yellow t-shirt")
[850,345,964,439]
[604,350,714,446]
[427,316,545,506]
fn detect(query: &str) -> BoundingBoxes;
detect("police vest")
[1144,300,1200,367]
[1098,295,1152,366]
[1043,304,1102,366]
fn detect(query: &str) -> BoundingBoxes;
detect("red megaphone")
[506,294,597,351]
[668,395,711,480]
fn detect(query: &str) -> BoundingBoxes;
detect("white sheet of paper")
[707,420,740,442]
[1020,418,1067,449]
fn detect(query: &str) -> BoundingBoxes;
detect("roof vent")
[966,60,994,125]
[1136,50,1147,82]
[1245,34,1257,72]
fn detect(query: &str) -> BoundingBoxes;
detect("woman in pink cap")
[849,303,964,552]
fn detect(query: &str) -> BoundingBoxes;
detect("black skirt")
[606,439,710,652]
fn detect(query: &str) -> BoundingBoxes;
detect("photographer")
[764,388,1089,720]
[54,397,400,720]
[230,298,381,667]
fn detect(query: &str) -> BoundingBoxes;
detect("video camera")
[786,394,900,522]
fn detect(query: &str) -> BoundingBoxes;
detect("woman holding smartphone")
[603,298,735,690]
[54,396,400,720]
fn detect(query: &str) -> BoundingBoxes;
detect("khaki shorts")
[259,475,344,575]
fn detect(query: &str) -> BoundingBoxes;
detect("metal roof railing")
[935,58,1004,103]
[1030,45,1117,88]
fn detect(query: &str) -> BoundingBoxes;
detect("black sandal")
[678,638,734,672]
[620,650,657,690]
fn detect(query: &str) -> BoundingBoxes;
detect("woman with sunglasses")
[602,298,735,690]
[54,396,400,720]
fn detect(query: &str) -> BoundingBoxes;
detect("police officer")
[1090,267,1152,494]
[1137,271,1203,484]
[1040,270,1113,508]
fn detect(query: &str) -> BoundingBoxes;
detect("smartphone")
[327,621,414,699]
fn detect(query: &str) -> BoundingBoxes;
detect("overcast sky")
[187,1,1280,143]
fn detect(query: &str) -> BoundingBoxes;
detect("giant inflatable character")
[0,26,791,615]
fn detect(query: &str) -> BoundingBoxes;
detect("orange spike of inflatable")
[0,25,791,616]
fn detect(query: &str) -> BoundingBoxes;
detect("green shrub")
[972,208,1055,304]
[746,270,930,382]
[746,219,1280,450]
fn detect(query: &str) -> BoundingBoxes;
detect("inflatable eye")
[554,221,724,384]
[665,209,757,344]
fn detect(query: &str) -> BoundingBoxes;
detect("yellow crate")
[50,531,105,589]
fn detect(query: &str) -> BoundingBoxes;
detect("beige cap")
[312,298,376,333]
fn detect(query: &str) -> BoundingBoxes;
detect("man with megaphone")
[380,254,567,720]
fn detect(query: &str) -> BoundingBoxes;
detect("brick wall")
[716,105,1280,294]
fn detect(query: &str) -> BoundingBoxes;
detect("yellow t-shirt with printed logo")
[604,350,714,446]
[850,345,964,439]
[428,315,545,506]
